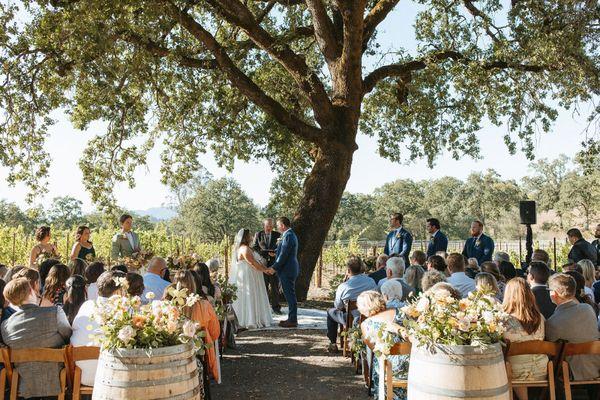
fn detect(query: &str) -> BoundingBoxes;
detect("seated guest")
[142,257,170,300]
[494,251,510,266]
[421,270,446,292]
[84,261,105,301]
[1,277,71,399]
[194,262,221,303]
[62,275,87,325]
[111,264,129,274]
[368,254,389,284]
[564,270,599,317]
[481,261,506,298]
[426,255,447,275]
[13,267,42,300]
[327,257,377,353]
[527,261,556,319]
[474,272,501,301]
[499,260,517,281]
[3,266,26,283]
[409,250,427,268]
[546,273,600,384]
[426,282,461,300]
[39,258,60,292]
[465,257,480,279]
[377,257,415,301]
[380,280,404,309]
[531,249,551,266]
[126,272,145,298]
[71,271,125,386]
[503,278,547,400]
[577,259,596,302]
[0,279,12,323]
[446,253,475,298]
[404,265,424,295]
[41,263,70,307]
[69,257,88,277]
[358,291,408,400]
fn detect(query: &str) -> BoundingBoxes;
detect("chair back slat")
[10,348,67,363]
[506,340,561,357]
[346,300,358,313]
[562,341,600,356]
[72,346,100,362]
[388,342,411,356]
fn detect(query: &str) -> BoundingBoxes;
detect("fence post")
[553,237,557,271]
[11,232,16,266]
[518,236,522,263]
[224,237,229,280]
[317,248,323,288]
[372,245,376,256]
[65,233,70,260]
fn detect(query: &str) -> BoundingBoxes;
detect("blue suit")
[426,230,449,258]
[462,233,495,265]
[271,229,300,323]
[384,227,413,266]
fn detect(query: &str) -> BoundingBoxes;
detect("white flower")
[482,311,495,324]
[117,325,136,344]
[186,294,200,307]
[416,297,430,312]
[182,320,198,338]
[145,291,156,300]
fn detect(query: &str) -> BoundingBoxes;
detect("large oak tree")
[1,0,598,299]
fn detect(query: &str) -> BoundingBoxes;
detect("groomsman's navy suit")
[462,233,495,265]
[271,229,300,323]
[384,227,412,266]
[426,230,449,258]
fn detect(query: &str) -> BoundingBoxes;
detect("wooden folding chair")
[504,340,562,400]
[340,300,357,358]
[0,348,8,398]
[354,314,367,375]
[363,337,411,400]
[4,347,68,400]
[70,346,100,400]
[560,340,600,400]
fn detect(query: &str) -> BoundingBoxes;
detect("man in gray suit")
[546,273,600,385]
[111,213,142,259]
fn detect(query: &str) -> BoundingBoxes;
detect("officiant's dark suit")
[253,229,282,313]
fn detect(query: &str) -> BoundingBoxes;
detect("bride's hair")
[239,229,251,246]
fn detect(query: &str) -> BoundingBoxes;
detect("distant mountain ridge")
[133,207,177,221]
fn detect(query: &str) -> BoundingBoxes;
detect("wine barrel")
[407,343,509,399]
[92,343,202,400]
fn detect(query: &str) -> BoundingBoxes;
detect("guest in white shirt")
[142,257,170,300]
[377,257,415,301]
[70,270,126,386]
[84,261,105,302]
[446,253,476,298]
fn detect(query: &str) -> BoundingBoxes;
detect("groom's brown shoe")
[278,320,298,328]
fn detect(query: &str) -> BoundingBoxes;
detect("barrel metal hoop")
[100,370,199,388]
[411,352,505,366]
[100,356,195,371]
[410,381,509,398]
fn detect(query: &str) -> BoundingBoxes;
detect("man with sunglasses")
[142,257,170,301]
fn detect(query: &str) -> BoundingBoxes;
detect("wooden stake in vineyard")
[11,232,16,266]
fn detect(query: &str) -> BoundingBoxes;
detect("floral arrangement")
[117,250,153,272]
[216,274,238,304]
[400,289,509,350]
[341,325,366,359]
[91,282,206,352]
[167,254,201,271]
[363,321,405,358]
[35,250,61,267]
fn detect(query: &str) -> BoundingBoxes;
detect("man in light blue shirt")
[327,256,377,353]
[377,256,415,301]
[445,253,476,298]
[142,257,170,300]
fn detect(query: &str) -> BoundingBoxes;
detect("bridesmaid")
[29,226,59,267]
[70,226,96,262]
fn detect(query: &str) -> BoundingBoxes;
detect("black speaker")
[519,200,536,225]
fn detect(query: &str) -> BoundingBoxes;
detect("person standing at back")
[111,214,142,260]
[462,220,494,265]
[384,213,413,267]
[566,228,598,265]
[252,218,282,315]
[592,224,600,266]
[426,218,448,258]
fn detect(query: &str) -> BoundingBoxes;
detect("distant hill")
[133,207,178,221]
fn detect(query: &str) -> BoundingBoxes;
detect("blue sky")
[0,4,592,212]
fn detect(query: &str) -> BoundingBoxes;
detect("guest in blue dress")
[358,291,409,400]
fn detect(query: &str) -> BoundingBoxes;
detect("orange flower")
[132,315,147,329]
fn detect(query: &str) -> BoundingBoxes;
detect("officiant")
[253,218,282,314]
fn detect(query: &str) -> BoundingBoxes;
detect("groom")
[267,217,299,328]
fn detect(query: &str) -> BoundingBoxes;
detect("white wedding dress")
[229,251,274,329]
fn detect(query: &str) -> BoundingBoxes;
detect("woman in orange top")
[168,270,221,382]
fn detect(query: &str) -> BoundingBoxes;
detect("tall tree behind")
[1,0,598,299]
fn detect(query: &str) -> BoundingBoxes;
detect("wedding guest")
[39,258,60,292]
[111,214,142,260]
[70,225,96,262]
[494,251,510,266]
[426,218,448,258]
[546,273,600,389]
[384,213,413,266]
[368,254,389,284]
[427,282,461,300]
[84,261,105,301]
[327,256,377,353]
[421,270,446,292]
[69,257,87,277]
[165,270,220,382]
[71,271,125,386]
[503,278,547,400]
[358,291,408,400]
[462,220,494,265]
[1,277,71,399]
[194,262,221,303]
[62,275,87,325]
[474,272,501,301]
[142,257,170,300]
[41,263,70,307]
[126,272,145,298]
[0,264,8,280]
[29,226,59,267]
[377,257,415,301]
[577,259,596,302]
[499,260,517,281]
[252,218,282,314]
[592,223,600,266]
[567,228,598,264]
[426,255,447,275]
[526,261,556,319]
[207,258,220,274]
[404,265,424,295]
[14,267,42,301]
[3,266,26,282]
[409,250,426,268]
[446,253,475,298]
[465,257,480,279]
[0,279,13,323]
[481,261,506,298]
[531,249,551,266]
[111,264,128,274]
[564,270,599,317]
[380,280,404,309]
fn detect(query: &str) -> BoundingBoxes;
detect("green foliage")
[46,196,84,230]
[328,273,346,300]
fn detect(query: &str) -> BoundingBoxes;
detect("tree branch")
[305,0,341,61]
[167,2,325,144]
[362,0,400,51]
[462,0,501,43]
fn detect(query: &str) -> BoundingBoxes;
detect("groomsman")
[592,223,600,266]
[383,213,413,267]
[253,218,282,314]
[462,220,494,265]
[426,218,448,258]
[111,214,142,260]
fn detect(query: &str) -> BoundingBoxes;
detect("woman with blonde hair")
[481,261,506,298]
[502,278,547,400]
[475,272,501,301]
[404,265,424,295]
[577,259,596,302]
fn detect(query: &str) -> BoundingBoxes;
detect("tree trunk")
[292,138,355,301]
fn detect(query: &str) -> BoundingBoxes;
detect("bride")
[229,229,274,329]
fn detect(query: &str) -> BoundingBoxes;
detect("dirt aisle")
[211,329,367,400]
